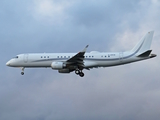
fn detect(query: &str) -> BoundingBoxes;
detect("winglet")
[82,45,89,53]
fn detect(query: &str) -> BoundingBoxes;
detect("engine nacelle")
[58,69,70,73]
[51,62,66,70]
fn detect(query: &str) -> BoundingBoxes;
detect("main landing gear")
[75,69,84,77]
[21,67,25,75]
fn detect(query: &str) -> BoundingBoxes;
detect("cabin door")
[23,54,28,63]
[119,52,123,62]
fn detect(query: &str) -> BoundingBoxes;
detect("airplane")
[6,31,156,77]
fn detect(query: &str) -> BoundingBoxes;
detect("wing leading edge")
[66,45,89,69]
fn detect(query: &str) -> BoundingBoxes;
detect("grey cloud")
[1,0,160,120]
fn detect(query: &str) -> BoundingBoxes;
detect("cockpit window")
[14,56,18,58]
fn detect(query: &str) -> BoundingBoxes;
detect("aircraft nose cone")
[6,61,10,66]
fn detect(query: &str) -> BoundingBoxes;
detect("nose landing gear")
[75,69,84,77]
[21,67,25,75]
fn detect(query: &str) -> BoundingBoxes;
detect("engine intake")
[51,62,66,70]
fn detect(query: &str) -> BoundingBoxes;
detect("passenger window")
[44,56,46,58]
[41,56,43,58]
[48,56,49,58]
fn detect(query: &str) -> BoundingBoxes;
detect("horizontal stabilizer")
[137,50,152,57]
[150,54,157,58]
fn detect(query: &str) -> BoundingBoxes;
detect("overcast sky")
[1,0,160,120]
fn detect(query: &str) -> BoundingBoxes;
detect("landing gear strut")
[21,67,25,75]
[75,69,84,77]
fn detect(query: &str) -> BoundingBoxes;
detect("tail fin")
[131,31,154,56]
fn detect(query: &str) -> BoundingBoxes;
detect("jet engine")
[51,62,66,70]
[58,69,70,73]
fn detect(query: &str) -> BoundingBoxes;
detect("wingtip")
[86,45,89,48]
[82,45,89,53]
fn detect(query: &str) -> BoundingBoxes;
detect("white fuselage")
[6,51,151,68]
[6,31,156,77]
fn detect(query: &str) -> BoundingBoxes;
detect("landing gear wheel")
[21,67,25,75]
[75,70,80,75]
[79,72,84,77]
[75,69,84,77]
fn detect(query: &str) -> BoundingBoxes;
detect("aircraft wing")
[66,45,89,69]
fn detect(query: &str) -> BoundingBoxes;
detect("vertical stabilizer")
[131,31,154,55]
